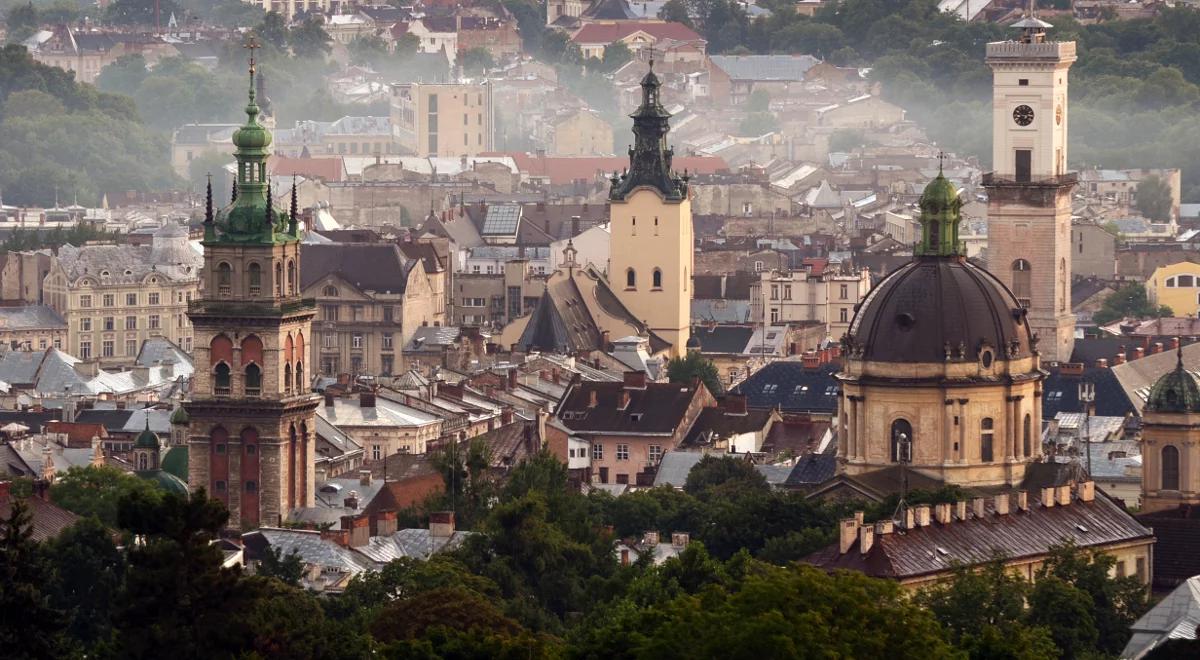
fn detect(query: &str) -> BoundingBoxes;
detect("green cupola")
[914,165,965,258]
[134,418,159,449]
[1146,344,1200,413]
[205,47,301,246]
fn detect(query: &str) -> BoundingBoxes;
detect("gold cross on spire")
[244,37,260,76]
[647,44,656,70]
[937,150,946,173]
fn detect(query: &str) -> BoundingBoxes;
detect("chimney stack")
[1095,358,1108,369]
[359,391,376,408]
[914,504,931,527]
[507,368,518,391]
[90,437,104,467]
[344,490,359,510]
[623,371,647,389]
[376,510,398,536]
[859,524,875,554]
[954,500,967,521]
[1115,352,1126,365]
[644,530,660,546]
[903,507,915,530]
[671,532,689,548]
[1134,346,1145,360]
[1041,487,1056,507]
[1171,336,1181,351]
[874,519,894,535]
[1056,484,1072,506]
[1078,480,1096,502]
[359,469,372,486]
[839,517,859,554]
[934,502,952,525]
[1017,490,1029,511]
[972,497,987,518]
[994,492,1010,515]
[341,514,370,547]
[324,392,335,407]
[1153,342,1164,355]
[429,510,456,538]
[588,389,598,408]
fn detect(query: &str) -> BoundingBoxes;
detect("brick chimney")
[1059,362,1084,376]
[588,389,598,408]
[874,519,894,535]
[972,497,986,519]
[1134,346,1145,360]
[1095,358,1108,369]
[670,532,689,548]
[324,392,335,407]
[839,517,859,554]
[376,510,398,536]
[1114,352,1126,365]
[1171,336,1181,351]
[802,351,820,369]
[501,408,513,425]
[723,394,748,416]
[344,490,360,510]
[934,502,952,525]
[994,493,1010,515]
[429,510,456,538]
[954,500,967,521]
[644,530,660,546]
[1056,484,1072,506]
[359,391,376,408]
[859,524,874,554]
[321,527,349,547]
[623,371,647,389]
[1041,486,1056,508]
[913,504,931,527]
[1017,490,1029,511]
[1078,480,1095,502]
[1153,342,1164,355]
[91,437,104,467]
[342,514,370,547]
[359,469,372,486]
[507,368,518,391]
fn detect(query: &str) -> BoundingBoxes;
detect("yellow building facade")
[607,62,692,358]
[1146,261,1200,317]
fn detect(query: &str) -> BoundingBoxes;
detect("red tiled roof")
[271,156,346,183]
[571,20,704,45]
[44,421,108,447]
[486,152,729,185]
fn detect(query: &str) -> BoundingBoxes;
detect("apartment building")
[390,82,494,157]
[749,263,871,339]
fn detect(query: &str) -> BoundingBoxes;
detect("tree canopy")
[1092,282,1172,325]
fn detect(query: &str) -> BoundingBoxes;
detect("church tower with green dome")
[1141,343,1200,513]
[914,165,965,258]
[186,47,319,530]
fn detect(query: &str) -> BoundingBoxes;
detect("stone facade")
[43,224,202,366]
[390,82,493,157]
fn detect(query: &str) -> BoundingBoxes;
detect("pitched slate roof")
[1137,506,1200,589]
[0,305,65,331]
[709,54,820,82]
[1041,366,1135,420]
[807,490,1152,581]
[299,243,415,293]
[690,325,755,354]
[682,406,773,446]
[784,453,838,487]
[558,380,701,435]
[732,361,841,414]
[1121,575,1200,658]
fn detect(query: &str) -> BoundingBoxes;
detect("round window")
[981,351,994,368]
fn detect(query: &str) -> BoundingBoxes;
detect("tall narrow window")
[247,263,262,297]
[626,268,636,289]
[1023,413,1032,457]
[295,361,304,393]
[244,363,262,396]
[652,269,662,289]
[214,363,231,395]
[217,262,232,297]
[1163,445,1181,490]
[287,260,296,295]
[284,363,293,394]
[890,419,912,463]
[981,418,995,463]
[275,262,283,296]
[1015,149,1032,183]
[1012,259,1032,308]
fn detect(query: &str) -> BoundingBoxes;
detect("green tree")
[683,455,768,496]
[42,516,124,649]
[666,352,722,395]
[1035,543,1148,656]
[95,54,149,96]
[256,546,304,587]
[1027,576,1099,658]
[5,2,38,44]
[1136,173,1174,222]
[0,498,65,658]
[658,0,693,27]
[737,111,780,136]
[105,0,180,26]
[746,89,770,112]
[600,41,632,72]
[50,465,164,528]
[290,16,332,58]
[460,46,496,76]
[254,11,290,51]
[1092,282,1172,324]
[430,437,494,529]
[187,150,233,194]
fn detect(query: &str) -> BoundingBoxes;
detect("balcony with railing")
[982,171,1078,187]
[985,40,1076,62]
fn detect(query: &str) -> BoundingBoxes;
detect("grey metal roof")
[653,451,704,488]
[354,528,474,563]
[710,55,819,82]
[1121,575,1200,658]
[481,204,522,236]
[0,306,65,331]
[245,528,376,573]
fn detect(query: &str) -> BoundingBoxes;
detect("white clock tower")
[983,16,1077,363]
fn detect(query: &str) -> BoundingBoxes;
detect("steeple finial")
[289,174,299,235]
[204,174,213,225]
[937,150,946,175]
[244,37,260,101]
[1178,337,1185,370]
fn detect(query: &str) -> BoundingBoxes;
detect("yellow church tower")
[608,60,693,358]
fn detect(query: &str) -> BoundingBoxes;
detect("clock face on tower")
[1013,105,1035,126]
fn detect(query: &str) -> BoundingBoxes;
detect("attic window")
[824,385,839,396]
[630,413,643,422]
[1075,524,1089,533]
[1046,391,1063,401]
[762,384,778,394]
[936,547,949,556]
[124,269,133,276]
[100,270,110,277]
[793,385,809,394]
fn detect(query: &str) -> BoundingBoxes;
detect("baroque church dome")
[845,171,1034,364]
[1145,349,1200,413]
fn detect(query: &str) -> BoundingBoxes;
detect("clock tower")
[983,16,1077,363]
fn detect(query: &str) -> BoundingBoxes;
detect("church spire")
[288,175,299,236]
[609,57,687,202]
[203,174,215,241]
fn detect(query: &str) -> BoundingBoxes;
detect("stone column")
[855,396,867,461]
[1005,395,1017,461]
[957,399,969,463]
[943,398,954,465]
[846,396,858,461]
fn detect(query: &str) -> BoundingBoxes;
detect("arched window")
[247,262,262,297]
[295,361,304,393]
[1023,413,1032,458]
[245,363,262,396]
[324,285,338,297]
[1167,276,1177,288]
[652,268,663,289]
[980,417,995,463]
[284,334,294,364]
[1163,445,1181,491]
[214,362,231,395]
[626,268,636,289]
[1181,275,1196,288]
[890,419,912,463]
[284,363,292,394]
[287,260,296,295]
[137,453,148,470]
[217,262,232,297]
[1012,259,1031,307]
[275,262,283,296]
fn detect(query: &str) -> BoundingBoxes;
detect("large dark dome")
[846,258,1033,364]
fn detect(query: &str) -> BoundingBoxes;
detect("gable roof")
[300,243,415,293]
[557,380,702,435]
[0,489,80,542]
[571,20,703,45]
[732,361,841,414]
[709,54,820,82]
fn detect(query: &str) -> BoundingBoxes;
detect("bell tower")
[983,16,1076,363]
[608,59,693,358]
[185,45,318,529]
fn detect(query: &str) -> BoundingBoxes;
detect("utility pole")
[1078,381,1095,476]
